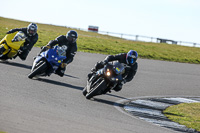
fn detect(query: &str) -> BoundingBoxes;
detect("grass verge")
[163,102,200,132]
[0,16,200,64]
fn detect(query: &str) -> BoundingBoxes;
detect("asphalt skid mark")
[115,97,200,133]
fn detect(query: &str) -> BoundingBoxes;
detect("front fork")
[87,74,97,92]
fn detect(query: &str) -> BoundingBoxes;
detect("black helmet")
[27,23,37,36]
[126,50,138,65]
[66,30,78,43]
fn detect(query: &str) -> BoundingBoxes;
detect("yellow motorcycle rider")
[0,23,38,60]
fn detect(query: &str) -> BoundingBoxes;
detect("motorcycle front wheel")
[86,78,107,99]
[82,87,87,96]
[28,62,47,79]
[0,46,5,54]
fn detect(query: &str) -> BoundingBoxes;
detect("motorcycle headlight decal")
[116,67,119,71]
[114,67,121,75]
[116,67,120,72]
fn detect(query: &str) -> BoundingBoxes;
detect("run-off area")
[120,97,200,133]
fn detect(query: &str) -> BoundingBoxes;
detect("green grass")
[0,16,200,64]
[163,103,200,132]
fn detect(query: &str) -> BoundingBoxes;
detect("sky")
[1,0,200,46]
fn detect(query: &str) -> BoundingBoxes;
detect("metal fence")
[97,31,200,47]
[71,27,200,48]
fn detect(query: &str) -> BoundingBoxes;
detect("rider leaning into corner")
[88,50,138,92]
[6,23,38,60]
[40,30,78,77]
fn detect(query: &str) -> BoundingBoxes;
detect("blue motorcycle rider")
[40,30,78,77]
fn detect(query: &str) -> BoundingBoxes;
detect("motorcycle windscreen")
[56,46,67,62]
[57,46,66,56]
[46,48,64,67]
[112,61,125,75]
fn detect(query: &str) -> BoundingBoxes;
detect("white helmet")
[27,23,37,36]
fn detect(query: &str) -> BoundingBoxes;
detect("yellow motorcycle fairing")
[0,32,25,58]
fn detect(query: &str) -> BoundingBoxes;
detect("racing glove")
[46,45,51,49]
[42,45,51,49]
[40,45,51,52]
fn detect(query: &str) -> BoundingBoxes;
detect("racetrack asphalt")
[0,47,200,133]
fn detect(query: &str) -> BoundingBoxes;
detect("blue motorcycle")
[28,46,66,79]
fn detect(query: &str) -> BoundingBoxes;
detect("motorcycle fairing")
[0,32,25,58]
[31,46,66,75]
[5,32,25,50]
[40,46,66,68]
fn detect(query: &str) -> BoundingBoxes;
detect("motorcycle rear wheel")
[86,78,106,99]
[28,62,47,79]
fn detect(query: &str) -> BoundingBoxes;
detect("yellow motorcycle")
[0,31,26,60]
